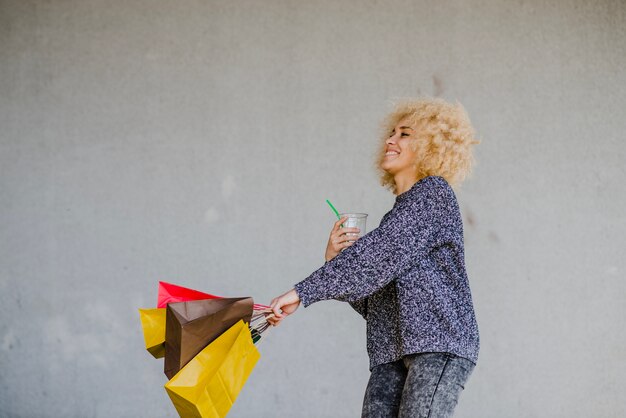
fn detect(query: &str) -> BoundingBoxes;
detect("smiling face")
[376,98,480,193]
[380,117,422,179]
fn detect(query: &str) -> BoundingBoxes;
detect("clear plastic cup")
[339,213,368,244]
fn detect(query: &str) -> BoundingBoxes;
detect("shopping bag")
[164,297,253,379]
[157,281,270,311]
[164,319,260,418]
[158,281,220,309]
[138,308,167,358]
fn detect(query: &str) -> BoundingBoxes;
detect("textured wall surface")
[1,1,625,417]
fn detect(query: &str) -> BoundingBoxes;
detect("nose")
[386,133,398,144]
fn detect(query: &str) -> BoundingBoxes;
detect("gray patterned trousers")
[361,352,475,418]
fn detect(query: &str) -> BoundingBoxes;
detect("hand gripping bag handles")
[164,319,260,418]
[164,297,253,379]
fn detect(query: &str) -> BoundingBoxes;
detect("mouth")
[384,151,400,159]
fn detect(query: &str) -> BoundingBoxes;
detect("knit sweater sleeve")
[348,298,368,319]
[293,177,450,307]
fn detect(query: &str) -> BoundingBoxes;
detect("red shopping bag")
[157,281,220,308]
[157,281,270,310]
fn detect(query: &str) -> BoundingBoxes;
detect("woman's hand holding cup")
[325,216,361,262]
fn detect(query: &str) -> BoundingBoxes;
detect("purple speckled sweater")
[293,175,480,371]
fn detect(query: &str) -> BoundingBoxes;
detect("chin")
[381,162,398,174]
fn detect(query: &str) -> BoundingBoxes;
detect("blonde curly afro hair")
[373,97,481,194]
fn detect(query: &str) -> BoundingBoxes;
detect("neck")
[394,173,419,196]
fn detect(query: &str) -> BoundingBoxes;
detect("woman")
[268,97,481,418]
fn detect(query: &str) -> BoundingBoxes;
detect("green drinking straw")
[326,199,340,219]
[326,199,344,227]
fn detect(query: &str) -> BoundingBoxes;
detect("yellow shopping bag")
[138,308,166,358]
[164,319,260,418]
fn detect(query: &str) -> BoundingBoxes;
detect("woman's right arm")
[348,298,368,320]
[293,177,453,307]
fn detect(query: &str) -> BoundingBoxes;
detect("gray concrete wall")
[1,0,625,417]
